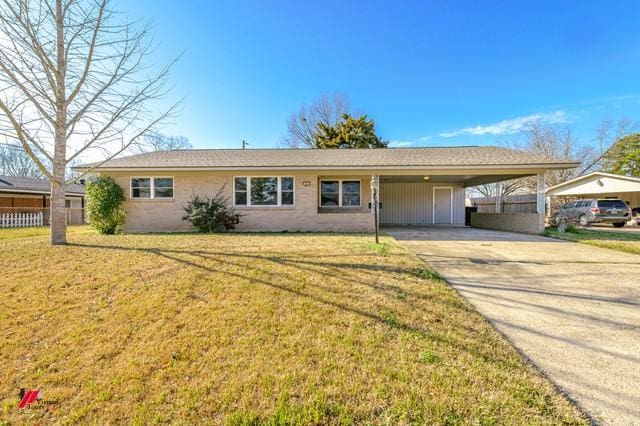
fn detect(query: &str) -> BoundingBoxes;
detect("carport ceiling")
[381,174,533,187]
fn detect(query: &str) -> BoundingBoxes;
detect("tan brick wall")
[470,212,545,234]
[107,171,374,233]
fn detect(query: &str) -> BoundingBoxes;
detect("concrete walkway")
[386,226,640,425]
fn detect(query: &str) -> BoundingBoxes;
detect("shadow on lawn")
[67,241,495,361]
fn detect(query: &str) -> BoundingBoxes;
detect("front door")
[433,187,452,224]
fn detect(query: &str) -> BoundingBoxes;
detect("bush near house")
[85,176,126,234]
[182,190,241,232]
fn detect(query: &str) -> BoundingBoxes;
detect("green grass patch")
[545,227,640,255]
[412,266,446,282]
[418,350,440,364]
[360,241,389,255]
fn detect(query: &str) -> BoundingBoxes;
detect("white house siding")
[379,182,465,225]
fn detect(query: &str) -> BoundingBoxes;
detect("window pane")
[281,191,294,205]
[321,181,339,193]
[341,181,360,207]
[598,200,627,208]
[235,177,247,191]
[342,193,360,207]
[235,191,247,205]
[154,187,173,198]
[154,178,173,188]
[281,177,294,191]
[251,177,278,205]
[132,187,150,198]
[321,193,339,207]
[342,181,360,193]
[131,178,150,188]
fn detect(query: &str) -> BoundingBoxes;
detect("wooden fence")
[470,194,538,214]
[0,207,86,228]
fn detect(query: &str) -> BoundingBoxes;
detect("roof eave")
[546,171,640,193]
[73,162,580,173]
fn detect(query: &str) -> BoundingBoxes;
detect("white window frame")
[130,176,175,200]
[233,176,295,207]
[319,179,362,208]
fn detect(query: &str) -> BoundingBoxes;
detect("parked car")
[552,199,632,228]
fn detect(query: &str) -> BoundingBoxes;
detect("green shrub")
[565,224,578,233]
[85,176,126,234]
[182,189,241,233]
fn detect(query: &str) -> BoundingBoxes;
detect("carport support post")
[495,182,502,213]
[371,175,379,244]
[537,173,546,215]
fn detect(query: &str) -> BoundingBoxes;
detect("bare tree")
[510,120,587,190]
[0,0,178,244]
[473,179,527,199]
[581,117,635,174]
[0,142,43,177]
[281,92,350,148]
[143,130,191,151]
[471,120,588,196]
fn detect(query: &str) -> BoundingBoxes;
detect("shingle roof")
[0,176,85,195]
[75,146,578,170]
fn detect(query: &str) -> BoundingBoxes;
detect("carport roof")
[0,175,85,196]
[74,146,579,171]
[546,172,640,194]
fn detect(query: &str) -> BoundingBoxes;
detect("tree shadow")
[65,241,505,363]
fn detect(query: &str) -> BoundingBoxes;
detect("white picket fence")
[0,212,44,228]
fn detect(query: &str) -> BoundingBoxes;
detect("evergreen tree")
[603,133,640,176]
[314,114,387,149]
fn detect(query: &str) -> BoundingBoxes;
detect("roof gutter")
[73,162,581,173]
[0,188,85,196]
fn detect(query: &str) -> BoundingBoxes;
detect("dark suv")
[552,199,632,228]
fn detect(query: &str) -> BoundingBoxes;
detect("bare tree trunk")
[50,0,66,245]
[50,170,66,245]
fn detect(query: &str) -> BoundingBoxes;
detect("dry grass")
[0,231,585,424]
[544,227,640,255]
[0,225,91,240]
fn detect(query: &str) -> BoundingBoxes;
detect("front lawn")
[0,225,91,240]
[544,227,640,255]
[0,232,585,424]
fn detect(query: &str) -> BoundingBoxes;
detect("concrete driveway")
[386,226,640,425]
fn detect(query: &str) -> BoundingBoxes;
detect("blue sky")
[128,0,640,149]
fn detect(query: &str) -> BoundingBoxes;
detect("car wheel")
[579,215,589,227]
[613,222,626,228]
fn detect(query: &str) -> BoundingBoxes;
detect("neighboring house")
[0,176,86,226]
[546,172,640,211]
[73,147,577,234]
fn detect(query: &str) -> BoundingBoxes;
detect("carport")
[546,172,640,212]
[376,160,577,234]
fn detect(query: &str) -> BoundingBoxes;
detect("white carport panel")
[547,174,640,196]
[380,182,465,225]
